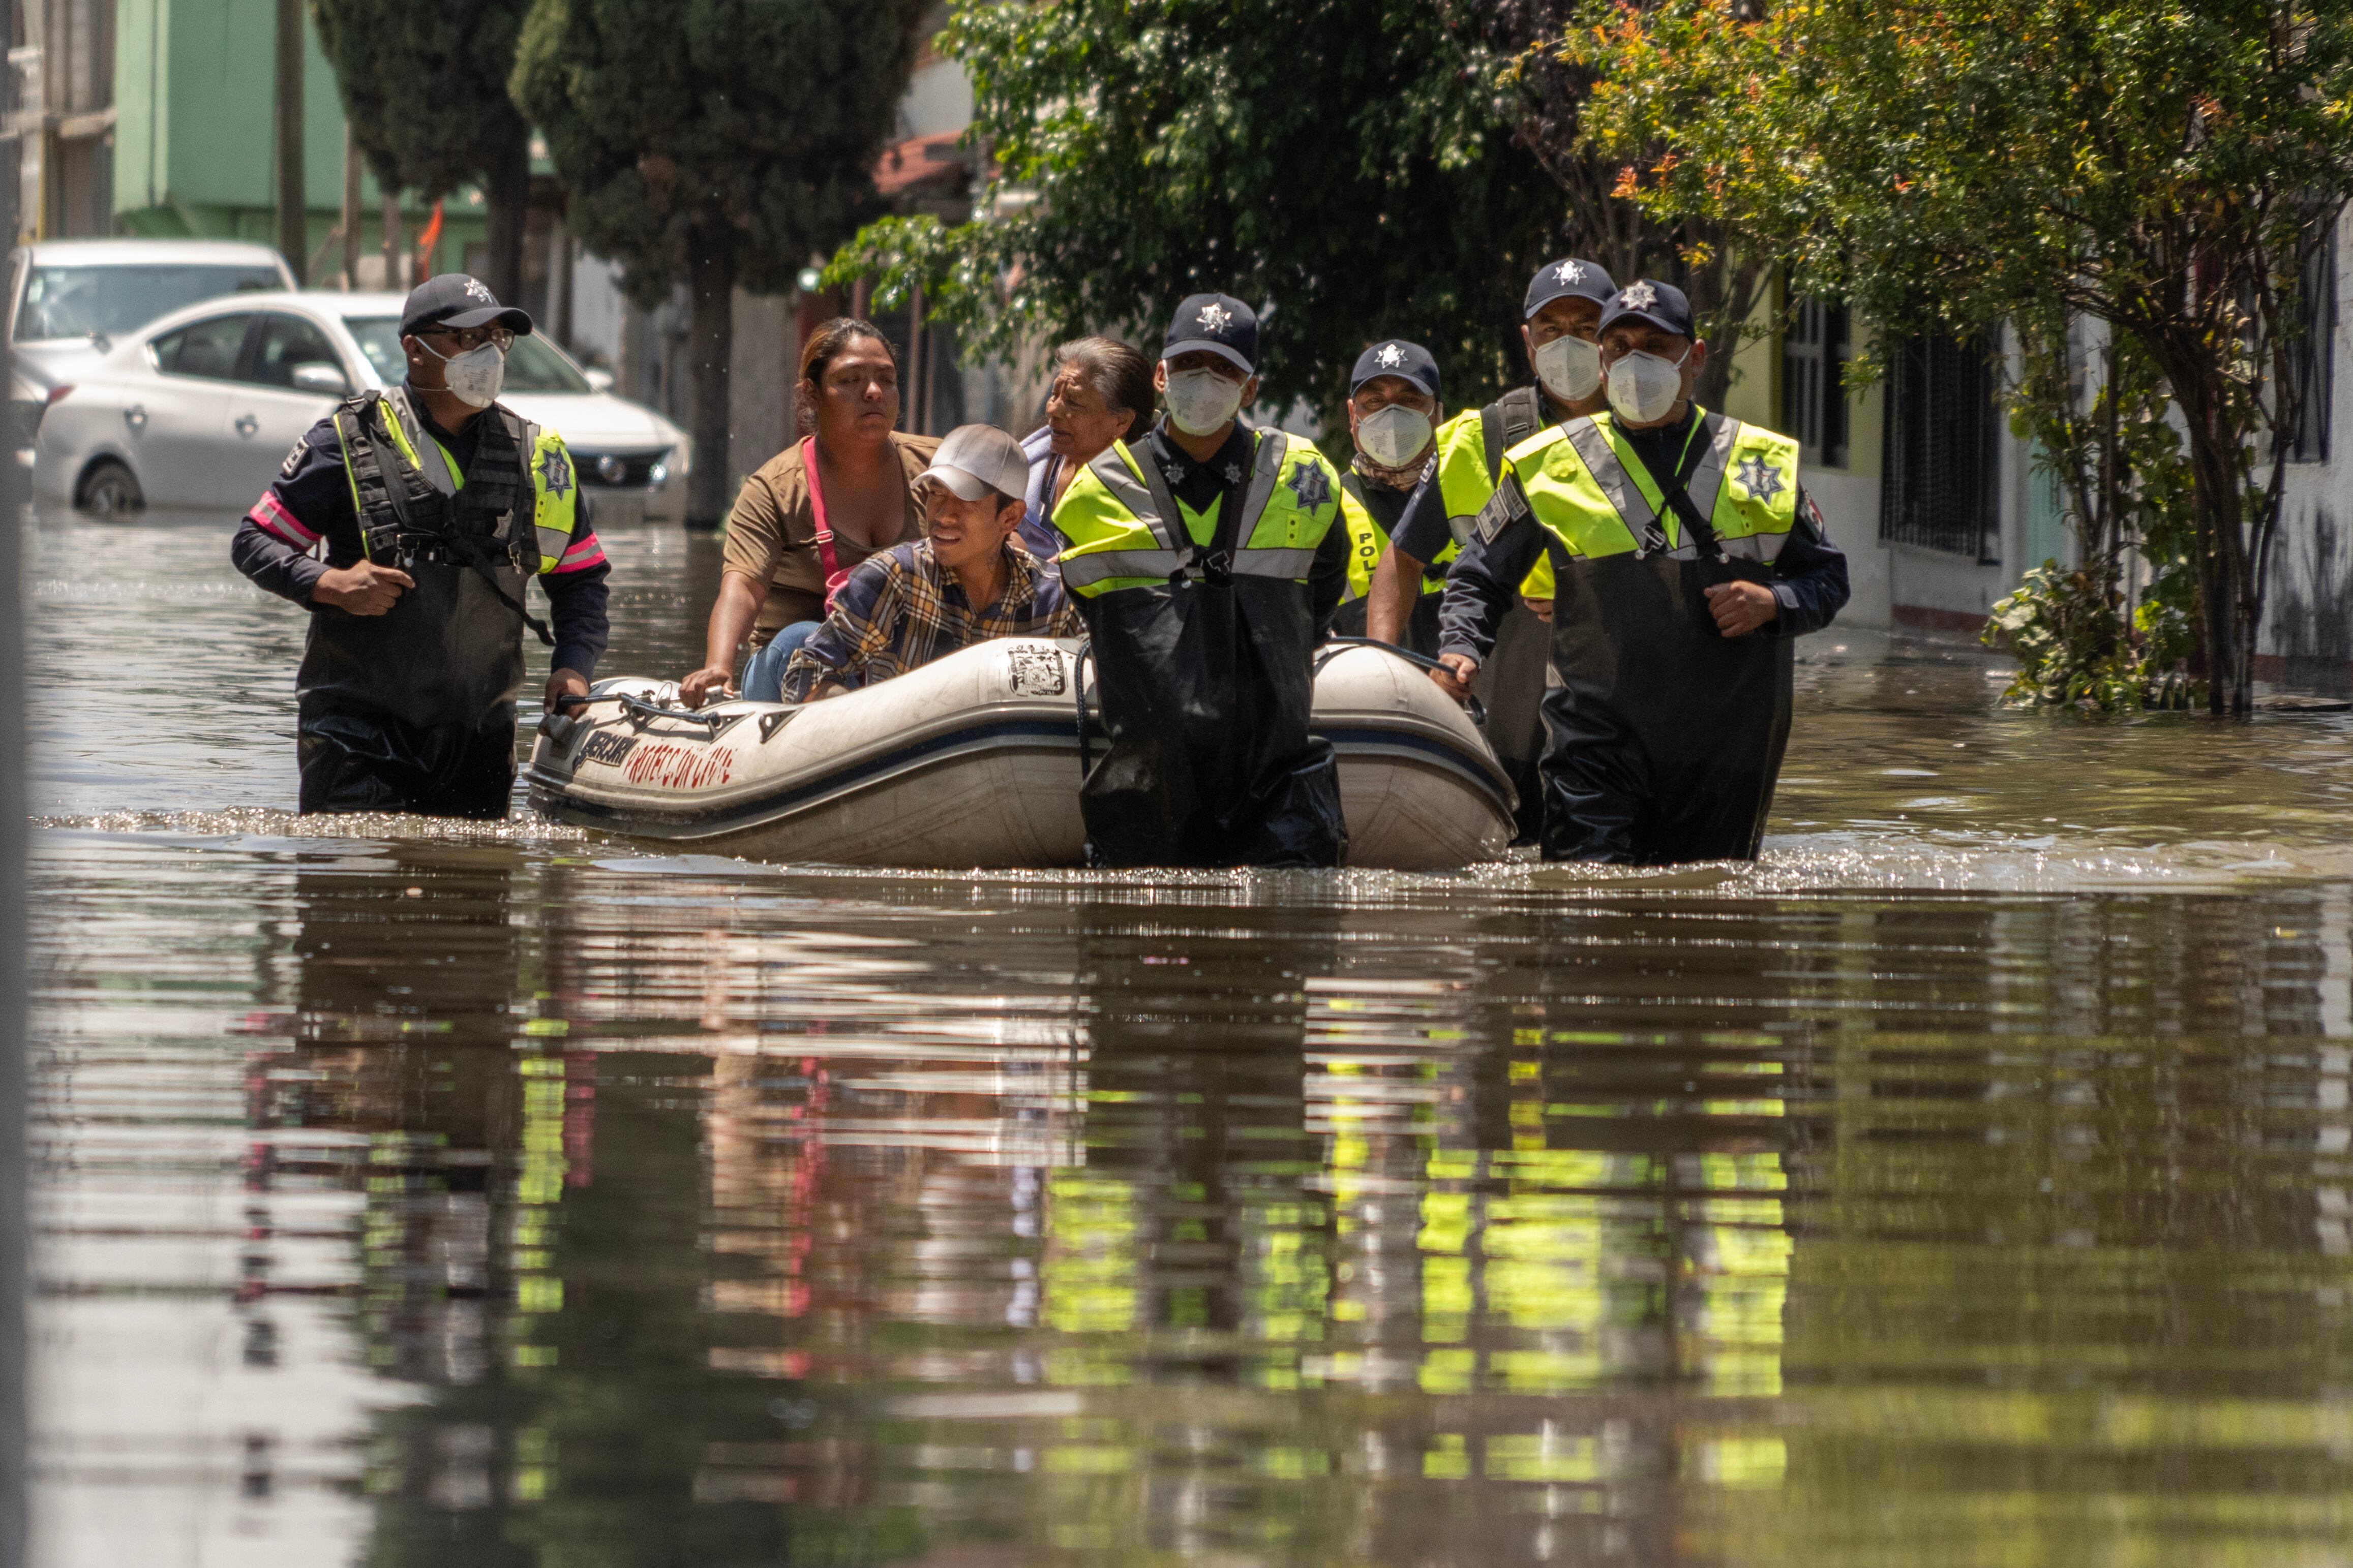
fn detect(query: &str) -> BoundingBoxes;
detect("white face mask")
[423,339,507,409]
[1533,334,1603,404]
[1163,366,1245,437]
[1355,404,1433,469]
[1605,344,1691,425]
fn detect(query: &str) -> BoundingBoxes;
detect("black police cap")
[1523,258,1617,320]
[1349,339,1441,402]
[1597,279,1697,341]
[399,273,534,340]
[1163,293,1257,375]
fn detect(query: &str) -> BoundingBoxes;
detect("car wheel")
[79,460,144,521]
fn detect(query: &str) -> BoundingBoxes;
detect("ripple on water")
[26,514,2353,1566]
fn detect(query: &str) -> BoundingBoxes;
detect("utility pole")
[340,129,360,290]
[0,0,27,1553]
[273,0,306,284]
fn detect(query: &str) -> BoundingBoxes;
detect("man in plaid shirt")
[782,424,1083,702]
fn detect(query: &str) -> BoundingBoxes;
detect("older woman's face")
[1044,367,1131,461]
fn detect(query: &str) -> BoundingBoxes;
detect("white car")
[34,289,691,525]
[8,237,296,465]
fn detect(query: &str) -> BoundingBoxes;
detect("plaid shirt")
[780,538,1084,702]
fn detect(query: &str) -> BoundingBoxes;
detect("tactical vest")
[1495,408,1801,565]
[329,387,577,576]
[1054,428,1341,596]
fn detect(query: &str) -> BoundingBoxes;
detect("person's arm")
[1431,477,1547,701]
[682,572,771,706]
[1701,489,1850,638]
[539,559,611,708]
[231,426,416,613]
[1364,542,1428,646]
[1308,467,1352,638]
[780,560,899,702]
[1764,490,1850,636]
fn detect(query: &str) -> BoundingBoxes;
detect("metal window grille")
[2290,236,2335,464]
[1781,298,1849,468]
[1879,332,1999,560]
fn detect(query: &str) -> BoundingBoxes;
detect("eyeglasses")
[416,324,516,353]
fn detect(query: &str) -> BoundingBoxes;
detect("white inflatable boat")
[525,638,1516,870]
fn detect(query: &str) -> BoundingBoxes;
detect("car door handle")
[234,413,259,437]
[123,404,145,432]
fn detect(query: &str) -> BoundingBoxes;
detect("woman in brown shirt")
[681,319,940,706]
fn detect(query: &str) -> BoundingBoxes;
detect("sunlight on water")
[25,512,2353,1566]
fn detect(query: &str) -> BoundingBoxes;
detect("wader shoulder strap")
[1481,386,1546,487]
[335,391,418,559]
[1562,418,1670,556]
[386,387,460,496]
[1647,412,1739,562]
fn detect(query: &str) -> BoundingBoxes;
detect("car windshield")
[345,317,593,394]
[14,263,284,342]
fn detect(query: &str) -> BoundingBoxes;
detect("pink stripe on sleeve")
[551,534,608,573]
[247,490,320,546]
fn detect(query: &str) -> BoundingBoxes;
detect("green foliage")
[827,0,1565,425]
[1982,562,2200,710]
[1568,0,2353,711]
[512,0,927,308]
[311,0,533,202]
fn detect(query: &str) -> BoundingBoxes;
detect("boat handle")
[1317,636,1486,727]
[551,691,730,729]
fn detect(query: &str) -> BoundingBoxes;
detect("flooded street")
[26,510,2353,1566]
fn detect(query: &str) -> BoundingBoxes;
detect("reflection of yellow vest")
[1337,472,1436,601]
[1430,402,1559,599]
[1053,428,1342,597]
[1501,408,1802,563]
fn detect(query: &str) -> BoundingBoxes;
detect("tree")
[513,0,926,528]
[827,0,1568,427]
[1446,0,1770,408]
[310,0,536,303]
[1569,0,2353,713]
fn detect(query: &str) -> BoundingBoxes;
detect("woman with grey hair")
[1019,336,1155,559]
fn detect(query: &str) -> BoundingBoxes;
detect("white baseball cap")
[916,424,1030,503]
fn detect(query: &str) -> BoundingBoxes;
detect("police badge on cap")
[1163,293,1258,375]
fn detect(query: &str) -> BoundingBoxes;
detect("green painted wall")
[111,0,489,261]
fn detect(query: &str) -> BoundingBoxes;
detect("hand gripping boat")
[525,639,1516,870]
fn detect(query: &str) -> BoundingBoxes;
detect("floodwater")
[26,508,2353,1567]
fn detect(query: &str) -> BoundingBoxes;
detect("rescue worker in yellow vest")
[1330,339,1445,654]
[230,274,610,817]
[1368,257,1617,838]
[1432,281,1849,864]
[1053,293,1352,867]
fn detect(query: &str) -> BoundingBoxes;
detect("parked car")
[33,290,691,524]
[8,238,297,466]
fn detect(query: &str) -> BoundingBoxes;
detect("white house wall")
[2265,205,2353,686]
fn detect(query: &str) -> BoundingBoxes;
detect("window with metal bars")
[1879,332,2000,560]
[2289,235,2335,464]
[1781,298,1849,468]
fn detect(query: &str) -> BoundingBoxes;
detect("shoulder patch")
[1802,493,1829,540]
[279,437,309,479]
[1474,476,1530,544]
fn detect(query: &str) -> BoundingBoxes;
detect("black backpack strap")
[1482,385,1546,486]
[1647,411,1732,561]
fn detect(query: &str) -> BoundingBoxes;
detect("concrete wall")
[111,0,482,257]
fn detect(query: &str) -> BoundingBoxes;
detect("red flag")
[415,199,445,281]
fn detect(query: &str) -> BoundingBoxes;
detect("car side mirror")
[290,361,350,396]
[584,368,615,393]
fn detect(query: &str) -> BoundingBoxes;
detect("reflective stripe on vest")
[1513,410,1799,565]
[1055,429,1326,591]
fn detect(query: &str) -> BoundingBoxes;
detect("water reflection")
[26,513,2353,1565]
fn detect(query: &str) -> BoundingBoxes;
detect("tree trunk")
[2170,358,2256,714]
[273,0,306,285]
[686,241,735,531]
[482,126,533,309]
